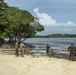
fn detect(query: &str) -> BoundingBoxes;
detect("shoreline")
[0,48,70,59]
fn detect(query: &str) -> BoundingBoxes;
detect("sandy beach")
[0,54,76,75]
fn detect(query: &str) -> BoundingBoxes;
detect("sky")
[5,0,76,35]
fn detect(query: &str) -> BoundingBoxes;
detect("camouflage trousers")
[20,48,25,57]
[15,49,19,57]
[69,52,75,61]
[47,50,54,57]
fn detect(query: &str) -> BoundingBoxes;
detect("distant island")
[35,34,76,38]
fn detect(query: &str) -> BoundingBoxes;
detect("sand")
[0,54,76,75]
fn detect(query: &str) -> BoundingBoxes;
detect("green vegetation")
[0,0,44,44]
[35,34,76,38]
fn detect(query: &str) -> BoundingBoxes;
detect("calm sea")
[24,38,76,50]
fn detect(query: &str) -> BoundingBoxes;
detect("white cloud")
[66,21,75,26]
[58,21,76,27]
[34,8,76,27]
[34,8,57,27]
[64,21,76,27]
[34,8,39,13]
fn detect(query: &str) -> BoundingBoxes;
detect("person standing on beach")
[15,41,19,57]
[46,44,51,56]
[68,43,76,61]
[20,41,25,57]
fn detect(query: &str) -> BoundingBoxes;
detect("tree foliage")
[0,0,44,43]
[0,0,8,41]
[35,34,76,38]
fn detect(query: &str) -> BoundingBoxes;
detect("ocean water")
[24,38,76,50]
[5,38,75,56]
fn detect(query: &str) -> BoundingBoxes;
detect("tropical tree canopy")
[0,0,44,43]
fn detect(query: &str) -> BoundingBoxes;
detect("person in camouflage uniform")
[15,41,19,57]
[20,41,25,57]
[68,43,76,61]
[46,44,54,57]
[46,44,50,55]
